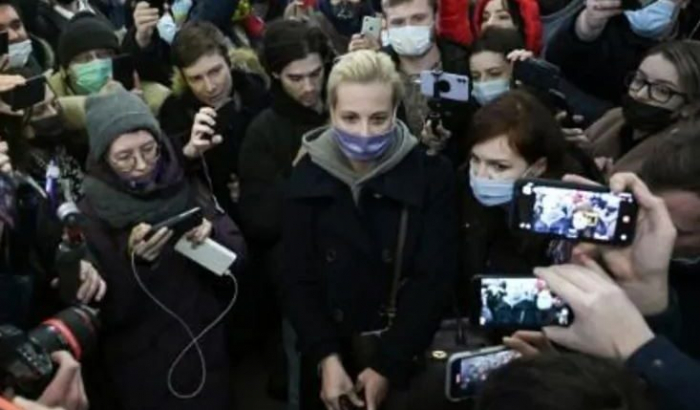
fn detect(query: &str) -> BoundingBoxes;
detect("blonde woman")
[280,50,458,410]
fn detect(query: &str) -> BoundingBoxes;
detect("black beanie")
[262,20,331,74]
[58,12,120,67]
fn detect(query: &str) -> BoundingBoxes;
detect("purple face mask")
[332,126,395,161]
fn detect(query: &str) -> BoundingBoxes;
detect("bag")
[349,208,490,410]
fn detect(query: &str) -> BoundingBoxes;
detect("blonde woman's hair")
[327,50,404,111]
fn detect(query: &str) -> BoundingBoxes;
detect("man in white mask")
[380,0,472,166]
[0,0,53,72]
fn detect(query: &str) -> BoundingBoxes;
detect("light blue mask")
[171,0,193,24]
[157,13,178,44]
[70,58,113,95]
[473,79,510,106]
[625,0,679,39]
[469,174,515,207]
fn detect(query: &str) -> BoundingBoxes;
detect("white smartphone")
[361,16,382,39]
[420,71,471,102]
[445,346,520,402]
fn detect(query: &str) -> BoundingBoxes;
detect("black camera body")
[0,306,99,397]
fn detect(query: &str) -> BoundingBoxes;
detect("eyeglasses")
[109,142,160,172]
[625,72,687,104]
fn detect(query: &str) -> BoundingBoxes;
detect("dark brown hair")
[171,21,230,69]
[644,40,700,103]
[469,90,566,176]
[641,123,700,197]
[382,0,437,14]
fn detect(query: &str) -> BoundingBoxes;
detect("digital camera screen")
[518,183,636,243]
[452,349,520,398]
[479,278,572,328]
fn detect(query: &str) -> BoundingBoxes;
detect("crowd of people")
[0,0,699,409]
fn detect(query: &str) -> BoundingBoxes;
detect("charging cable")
[130,252,238,399]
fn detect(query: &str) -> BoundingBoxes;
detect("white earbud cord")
[130,252,238,399]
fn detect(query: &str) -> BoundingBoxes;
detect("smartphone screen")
[512,179,638,245]
[447,347,520,401]
[474,276,573,329]
[112,55,135,90]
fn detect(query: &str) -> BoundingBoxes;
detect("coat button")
[326,249,337,263]
[381,248,393,264]
[332,309,344,323]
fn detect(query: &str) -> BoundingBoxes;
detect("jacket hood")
[301,120,418,202]
[170,47,269,96]
[473,0,543,55]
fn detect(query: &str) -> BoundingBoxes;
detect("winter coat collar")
[288,141,426,208]
[270,81,327,125]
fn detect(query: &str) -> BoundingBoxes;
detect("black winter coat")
[159,70,270,221]
[545,14,657,106]
[78,195,245,410]
[281,147,459,386]
[238,83,327,248]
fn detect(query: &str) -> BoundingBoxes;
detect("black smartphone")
[471,275,574,330]
[112,55,135,90]
[0,76,46,111]
[511,178,638,245]
[213,99,235,138]
[55,243,84,305]
[148,0,166,13]
[145,207,202,241]
[446,346,520,401]
[0,31,8,55]
[513,59,561,92]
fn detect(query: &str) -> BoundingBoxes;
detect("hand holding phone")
[0,76,46,111]
[361,16,382,39]
[184,107,223,158]
[129,223,174,262]
[512,59,560,92]
[512,178,638,245]
[145,207,202,241]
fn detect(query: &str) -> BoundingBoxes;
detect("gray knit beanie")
[85,88,162,164]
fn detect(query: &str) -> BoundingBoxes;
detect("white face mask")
[157,13,178,45]
[8,39,33,69]
[387,25,433,57]
[625,0,679,39]
[473,78,510,106]
[171,0,193,24]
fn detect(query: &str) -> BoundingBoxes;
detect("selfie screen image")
[519,183,634,242]
[454,350,521,397]
[480,278,572,328]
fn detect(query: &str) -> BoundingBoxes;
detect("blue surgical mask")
[469,174,515,207]
[8,39,33,69]
[473,79,510,106]
[333,126,395,162]
[157,13,178,44]
[625,0,679,39]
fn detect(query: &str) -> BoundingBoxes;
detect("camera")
[0,305,99,396]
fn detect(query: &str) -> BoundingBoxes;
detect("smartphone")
[621,0,655,10]
[213,99,235,137]
[361,16,382,40]
[513,59,561,92]
[145,207,202,240]
[420,71,471,102]
[0,76,46,111]
[472,275,574,330]
[112,55,135,90]
[511,178,638,245]
[148,0,166,13]
[0,32,8,55]
[446,346,520,401]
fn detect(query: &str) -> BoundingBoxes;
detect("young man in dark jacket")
[159,21,270,223]
[0,0,54,72]
[382,0,472,166]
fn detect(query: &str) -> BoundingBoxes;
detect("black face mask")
[621,94,676,133]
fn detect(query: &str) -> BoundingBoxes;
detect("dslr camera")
[0,305,99,397]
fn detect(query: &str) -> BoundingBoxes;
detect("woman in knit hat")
[78,87,245,410]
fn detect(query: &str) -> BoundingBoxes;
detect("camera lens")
[28,306,99,361]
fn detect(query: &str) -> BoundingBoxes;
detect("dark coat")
[387,38,474,167]
[545,14,657,106]
[122,27,174,87]
[238,83,327,248]
[669,261,700,359]
[78,190,245,410]
[159,70,270,221]
[280,146,459,387]
[34,1,109,52]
